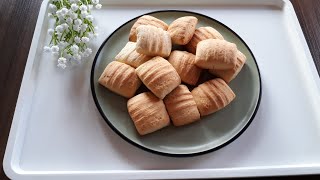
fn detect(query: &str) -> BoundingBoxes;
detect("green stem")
[59,30,66,41]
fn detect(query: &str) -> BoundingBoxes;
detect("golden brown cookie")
[115,42,152,68]
[168,16,198,45]
[135,56,181,99]
[98,61,141,98]
[129,15,168,42]
[168,50,202,85]
[195,39,237,70]
[127,92,170,135]
[164,85,200,126]
[136,25,172,58]
[209,50,247,83]
[191,78,235,116]
[186,27,224,54]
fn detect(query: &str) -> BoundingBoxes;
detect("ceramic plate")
[91,10,261,157]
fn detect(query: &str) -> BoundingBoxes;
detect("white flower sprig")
[44,0,102,69]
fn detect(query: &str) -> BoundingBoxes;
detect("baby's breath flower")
[44,46,51,52]
[87,32,93,39]
[47,29,54,35]
[45,0,101,69]
[70,44,79,53]
[60,8,69,16]
[71,4,79,11]
[80,24,88,32]
[55,25,64,33]
[74,36,81,43]
[81,11,88,18]
[70,12,78,19]
[83,48,92,57]
[92,0,99,4]
[86,15,94,21]
[79,5,87,12]
[74,19,82,25]
[51,45,59,52]
[56,10,62,17]
[73,54,81,61]
[58,41,68,48]
[95,4,102,9]
[52,52,60,57]
[81,37,90,43]
[49,4,57,12]
[66,17,73,24]
[58,57,67,64]
[73,25,81,32]
[62,23,69,29]
[57,63,67,69]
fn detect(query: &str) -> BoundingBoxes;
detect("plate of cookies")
[91,10,261,156]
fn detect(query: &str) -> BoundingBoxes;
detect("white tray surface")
[4,0,320,179]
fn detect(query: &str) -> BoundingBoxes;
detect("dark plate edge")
[90,10,262,157]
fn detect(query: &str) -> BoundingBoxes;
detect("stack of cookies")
[99,15,246,135]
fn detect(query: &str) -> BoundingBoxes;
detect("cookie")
[168,16,198,45]
[127,92,170,135]
[129,15,168,42]
[135,56,181,99]
[168,50,202,85]
[136,25,171,58]
[164,85,200,126]
[98,61,141,98]
[191,78,235,116]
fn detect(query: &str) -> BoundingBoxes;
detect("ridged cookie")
[129,15,168,42]
[191,78,235,116]
[186,27,224,54]
[195,39,237,70]
[168,16,198,45]
[115,42,152,68]
[168,50,202,85]
[98,61,141,98]
[127,92,170,135]
[209,50,247,83]
[135,56,181,99]
[136,25,172,58]
[164,85,200,126]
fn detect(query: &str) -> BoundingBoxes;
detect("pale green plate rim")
[90,10,262,157]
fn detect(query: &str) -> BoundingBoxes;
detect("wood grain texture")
[0,0,319,179]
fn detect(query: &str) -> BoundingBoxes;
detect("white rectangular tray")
[4,0,320,179]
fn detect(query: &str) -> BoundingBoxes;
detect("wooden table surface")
[0,0,319,179]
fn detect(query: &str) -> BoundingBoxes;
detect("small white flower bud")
[58,57,67,64]
[95,4,102,9]
[71,4,79,11]
[61,8,69,16]
[74,36,81,43]
[51,45,59,52]
[48,29,54,35]
[74,19,82,25]
[86,15,94,21]
[70,12,78,19]
[70,44,79,53]
[92,0,99,4]
[57,63,67,69]
[44,46,51,52]
[79,5,87,12]
[66,17,73,24]
[81,37,90,43]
